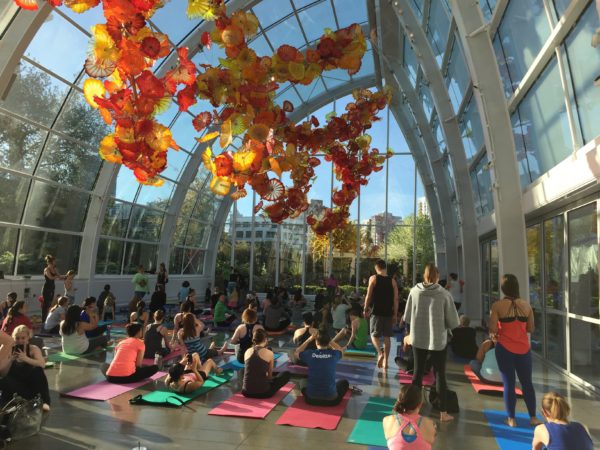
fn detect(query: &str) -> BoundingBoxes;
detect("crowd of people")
[0,254,593,450]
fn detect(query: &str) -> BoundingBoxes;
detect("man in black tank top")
[363,259,398,369]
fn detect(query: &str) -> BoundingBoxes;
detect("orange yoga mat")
[464,364,522,396]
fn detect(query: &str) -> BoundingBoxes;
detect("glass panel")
[425,0,450,67]
[279,222,304,288]
[480,0,497,22]
[95,238,124,275]
[25,12,88,83]
[192,192,220,222]
[17,230,81,275]
[150,0,199,44]
[409,0,424,20]
[569,318,600,388]
[321,68,351,90]
[495,0,551,95]
[527,224,544,353]
[0,172,29,224]
[180,189,198,218]
[23,180,89,232]
[127,206,163,241]
[388,155,416,220]
[445,39,470,112]
[460,96,484,163]
[253,0,293,29]
[161,148,190,182]
[0,62,69,127]
[491,239,499,299]
[184,221,209,248]
[36,133,102,191]
[123,242,157,274]
[403,39,418,87]
[493,34,515,98]
[298,1,334,44]
[564,4,600,143]
[170,113,197,151]
[265,18,305,51]
[135,179,174,210]
[544,216,565,312]
[275,85,302,110]
[471,155,493,216]
[173,217,188,246]
[169,246,184,274]
[53,90,111,148]
[552,0,572,18]
[253,217,277,291]
[182,248,205,274]
[294,77,327,103]
[113,168,140,202]
[481,241,491,316]
[514,57,572,183]
[568,203,598,319]
[546,313,566,368]
[0,227,18,276]
[418,80,433,118]
[248,33,272,57]
[0,113,47,173]
[353,49,375,80]
[333,0,368,28]
[102,199,132,238]
[510,111,533,187]
[57,4,104,35]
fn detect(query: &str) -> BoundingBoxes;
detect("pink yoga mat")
[142,349,181,365]
[464,365,522,396]
[398,370,435,386]
[208,382,294,419]
[63,372,166,400]
[275,391,351,430]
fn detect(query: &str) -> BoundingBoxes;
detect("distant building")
[418,197,429,216]
[362,212,402,246]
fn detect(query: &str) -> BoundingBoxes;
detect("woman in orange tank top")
[489,274,542,428]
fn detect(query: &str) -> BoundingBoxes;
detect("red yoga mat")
[464,365,523,396]
[398,370,435,386]
[142,349,182,366]
[275,391,351,430]
[208,382,294,419]
[62,371,166,400]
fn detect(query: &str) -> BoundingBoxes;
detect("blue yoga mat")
[484,410,535,450]
[221,352,284,370]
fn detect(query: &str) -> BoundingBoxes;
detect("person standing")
[489,274,542,428]
[363,259,398,370]
[326,274,338,302]
[156,262,168,291]
[132,265,150,301]
[404,263,459,422]
[446,273,463,311]
[42,254,63,322]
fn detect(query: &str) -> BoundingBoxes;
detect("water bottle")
[154,352,163,369]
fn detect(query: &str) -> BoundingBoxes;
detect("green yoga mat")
[345,344,378,357]
[47,344,114,362]
[347,396,395,446]
[129,370,234,407]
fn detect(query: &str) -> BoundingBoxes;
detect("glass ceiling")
[0,0,492,277]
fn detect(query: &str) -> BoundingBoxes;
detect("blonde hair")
[12,325,31,339]
[542,392,570,422]
[423,263,439,284]
[66,269,76,277]
[459,314,470,327]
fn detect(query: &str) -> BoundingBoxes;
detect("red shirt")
[106,338,145,377]
[2,314,33,336]
[498,319,530,354]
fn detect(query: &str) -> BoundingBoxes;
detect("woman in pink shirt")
[105,323,158,384]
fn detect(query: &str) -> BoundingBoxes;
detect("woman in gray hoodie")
[404,263,460,422]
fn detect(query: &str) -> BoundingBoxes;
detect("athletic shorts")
[370,315,393,338]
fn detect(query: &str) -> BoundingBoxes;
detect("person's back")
[332,303,350,330]
[107,337,143,377]
[352,317,368,349]
[543,422,593,450]
[385,413,432,450]
[372,274,394,316]
[144,323,164,358]
[60,323,88,355]
[406,283,459,351]
[237,323,257,363]
[149,290,166,313]
[450,326,477,359]
[242,346,271,395]
[264,302,284,329]
[301,347,341,399]
[494,297,531,354]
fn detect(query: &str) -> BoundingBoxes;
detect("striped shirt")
[183,335,208,361]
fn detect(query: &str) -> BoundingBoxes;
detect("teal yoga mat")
[47,344,114,362]
[345,343,377,357]
[484,410,535,450]
[129,370,234,407]
[347,396,395,446]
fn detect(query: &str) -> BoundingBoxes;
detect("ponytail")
[542,392,570,422]
[393,385,423,414]
[252,328,267,345]
[3,301,24,331]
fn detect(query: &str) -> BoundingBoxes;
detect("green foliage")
[388,213,434,280]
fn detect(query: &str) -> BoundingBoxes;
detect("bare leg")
[201,358,222,375]
[371,335,383,368]
[218,341,228,355]
[382,337,391,369]
[332,329,347,345]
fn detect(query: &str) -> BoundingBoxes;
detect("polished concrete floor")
[13,332,600,450]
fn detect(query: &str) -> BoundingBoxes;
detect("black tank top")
[297,327,316,349]
[237,323,256,363]
[372,274,394,317]
[242,346,270,394]
[144,323,163,358]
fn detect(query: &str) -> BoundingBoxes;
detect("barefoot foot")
[530,417,543,426]
[440,412,454,422]
[377,354,384,368]
[504,418,517,428]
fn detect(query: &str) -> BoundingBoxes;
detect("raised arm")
[526,303,535,334]
[488,304,499,335]
[294,334,315,360]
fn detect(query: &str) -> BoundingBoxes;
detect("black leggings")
[85,335,110,353]
[412,346,449,412]
[86,324,108,338]
[302,379,349,406]
[0,364,51,405]
[264,318,291,332]
[242,371,291,399]
[105,365,159,384]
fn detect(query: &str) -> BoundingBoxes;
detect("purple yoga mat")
[63,371,166,400]
[276,360,375,385]
[398,370,434,386]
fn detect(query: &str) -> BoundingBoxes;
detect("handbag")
[0,394,44,441]
[428,388,459,414]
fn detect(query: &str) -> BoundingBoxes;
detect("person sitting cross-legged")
[331,304,369,351]
[294,328,349,406]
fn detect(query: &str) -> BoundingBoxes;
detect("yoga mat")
[142,349,182,366]
[63,371,166,400]
[345,343,377,357]
[129,370,234,407]
[398,370,434,386]
[347,396,395,446]
[208,382,294,418]
[464,365,522,396]
[484,410,534,450]
[221,352,284,371]
[47,344,115,362]
[276,391,351,430]
[276,360,375,385]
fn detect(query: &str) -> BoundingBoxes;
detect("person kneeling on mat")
[331,304,368,351]
[469,335,502,385]
[294,328,349,406]
[104,323,158,384]
[242,328,290,398]
[383,384,437,449]
[165,352,222,394]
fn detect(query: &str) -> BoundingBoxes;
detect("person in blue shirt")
[294,328,349,406]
